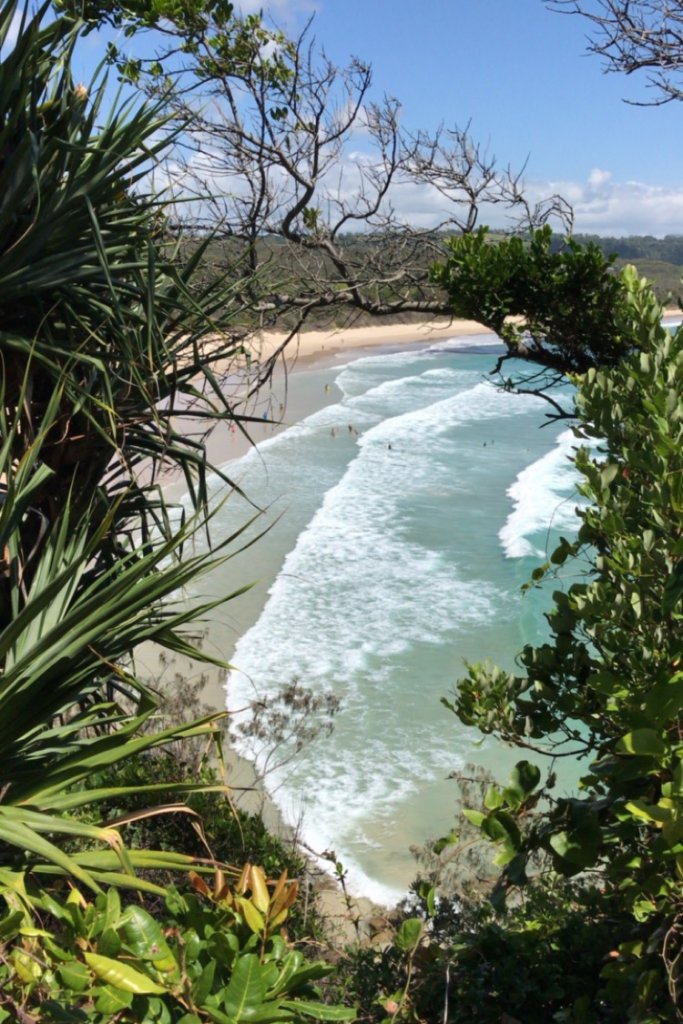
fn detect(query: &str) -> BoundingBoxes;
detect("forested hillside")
[556,234,683,304]
[190,231,683,334]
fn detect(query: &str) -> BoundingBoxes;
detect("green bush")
[0,872,353,1022]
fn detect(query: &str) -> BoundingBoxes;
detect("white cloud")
[323,155,683,237]
[522,172,683,236]
[236,0,318,18]
[587,167,613,191]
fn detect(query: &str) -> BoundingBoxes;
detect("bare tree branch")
[548,0,683,104]
[151,19,573,341]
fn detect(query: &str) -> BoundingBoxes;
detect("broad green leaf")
[600,463,619,488]
[462,808,486,828]
[549,831,598,870]
[625,799,671,825]
[192,961,216,1005]
[632,899,657,923]
[223,953,266,1018]
[93,985,134,1014]
[85,952,166,994]
[644,674,683,724]
[250,865,270,915]
[280,1001,356,1020]
[395,917,422,952]
[266,956,329,998]
[616,729,666,757]
[57,960,91,992]
[120,905,178,973]
[503,761,541,807]
[481,810,521,853]
[99,927,122,958]
[237,896,266,935]
[484,787,504,810]
[510,760,541,795]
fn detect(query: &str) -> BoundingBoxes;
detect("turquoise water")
[189,334,583,903]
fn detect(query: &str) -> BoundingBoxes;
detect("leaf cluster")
[447,269,683,1018]
[0,0,259,914]
[431,226,633,379]
[0,868,353,1022]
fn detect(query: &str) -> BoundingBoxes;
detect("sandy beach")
[160,314,496,675]
[206,320,497,769]
[188,317,497,471]
[180,308,682,473]
[246,316,493,364]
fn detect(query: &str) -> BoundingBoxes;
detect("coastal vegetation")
[322,259,683,1023]
[0,3,353,1020]
[1,0,682,1022]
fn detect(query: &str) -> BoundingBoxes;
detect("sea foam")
[498,429,580,559]
[226,367,553,897]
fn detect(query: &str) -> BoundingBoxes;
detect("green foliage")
[0,0,258,542]
[431,225,632,376]
[0,870,353,1022]
[330,879,624,1023]
[0,0,260,892]
[0,8,352,1022]
[446,269,683,1018]
[82,751,313,934]
[55,0,294,89]
[569,232,683,267]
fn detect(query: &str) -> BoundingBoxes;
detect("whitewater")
[186,334,582,905]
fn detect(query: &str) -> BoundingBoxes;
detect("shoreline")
[159,309,683,919]
[210,319,495,913]
[194,315,499,711]
[153,317,493,928]
[174,309,683,476]
[190,317,499,472]
[212,316,495,381]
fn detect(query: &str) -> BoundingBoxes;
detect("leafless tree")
[153,20,573,359]
[549,0,683,104]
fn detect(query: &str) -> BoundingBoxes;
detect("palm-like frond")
[0,3,266,893]
[0,412,256,888]
[0,1,258,562]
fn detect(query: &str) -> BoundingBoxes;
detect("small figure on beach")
[387,443,392,451]
[324,383,331,393]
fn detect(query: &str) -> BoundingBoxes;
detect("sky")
[14,0,683,236]
[239,0,683,236]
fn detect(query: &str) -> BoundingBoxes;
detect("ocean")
[187,334,583,905]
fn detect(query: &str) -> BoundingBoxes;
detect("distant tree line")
[553,233,683,265]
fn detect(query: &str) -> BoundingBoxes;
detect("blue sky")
[13,0,683,235]
[248,0,683,235]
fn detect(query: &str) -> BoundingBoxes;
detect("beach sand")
[236,316,493,366]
